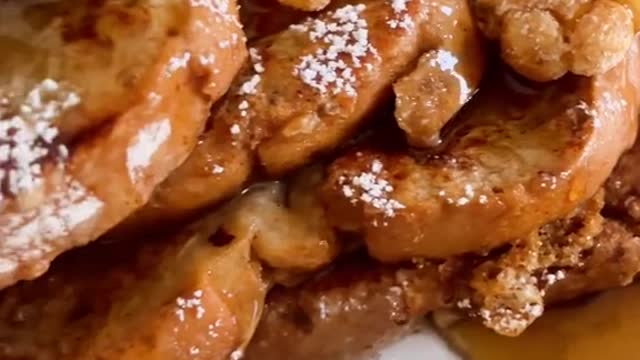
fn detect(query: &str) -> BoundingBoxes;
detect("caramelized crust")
[0,200,268,360]
[0,0,247,290]
[245,212,640,360]
[124,0,485,228]
[321,38,640,261]
[473,0,636,81]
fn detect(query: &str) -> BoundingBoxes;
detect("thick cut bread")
[321,37,640,261]
[245,216,640,360]
[0,0,246,288]
[0,204,267,360]
[127,0,485,228]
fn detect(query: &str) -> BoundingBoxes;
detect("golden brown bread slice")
[0,202,268,360]
[123,0,486,228]
[0,0,246,289]
[245,209,640,360]
[321,37,640,262]
[0,174,345,359]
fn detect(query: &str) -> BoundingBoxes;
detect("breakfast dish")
[1,0,640,359]
[0,0,246,289]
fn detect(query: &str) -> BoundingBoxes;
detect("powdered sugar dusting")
[166,52,192,77]
[175,289,207,323]
[292,4,378,97]
[0,180,103,277]
[387,0,414,30]
[0,79,79,201]
[339,159,405,218]
[429,49,472,104]
[127,118,172,182]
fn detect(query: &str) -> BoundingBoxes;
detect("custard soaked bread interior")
[0,0,246,289]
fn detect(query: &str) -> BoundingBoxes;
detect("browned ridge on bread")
[0,0,247,289]
[321,36,640,261]
[121,0,486,229]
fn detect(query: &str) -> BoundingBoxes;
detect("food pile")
[0,0,639,359]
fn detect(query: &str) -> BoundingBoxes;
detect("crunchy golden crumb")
[462,193,604,336]
[474,0,635,81]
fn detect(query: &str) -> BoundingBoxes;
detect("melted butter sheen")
[443,284,640,360]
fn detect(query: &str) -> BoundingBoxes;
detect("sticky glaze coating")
[0,196,268,360]
[122,0,486,229]
[244,214,640,360]
[321,37,640,262]
[473,0,636,81]
[0,0,247,289]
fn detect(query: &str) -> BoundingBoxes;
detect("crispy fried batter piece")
[121,0,485,229]
[473,0,636,81]
[0,0,246,289]
[321,39,640,261]
[245,201,640,359]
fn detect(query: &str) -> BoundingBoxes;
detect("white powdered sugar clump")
[237,47,265,97]
[0,179,103,277]
[166,52,192,77]
[387,0,414,30]
[339,159,405,217]
[0,79,80,201]
[291,4,378,97]
[175,289,206,322]
[126,118,172,182]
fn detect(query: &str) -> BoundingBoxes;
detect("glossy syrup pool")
[441,283,640,360]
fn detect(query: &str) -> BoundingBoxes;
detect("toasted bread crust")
[321,37,640,261]
[126,0,485,228]
[0,0,247,289]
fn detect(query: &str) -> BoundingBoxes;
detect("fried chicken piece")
[124,0,485,228]
[321,38,640,262]
[0,0,246,289]
[245,203,640,359]
[473,0,636,81]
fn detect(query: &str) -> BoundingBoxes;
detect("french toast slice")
[321,36,640,261]
[0,0,246,288]
[244,202,640,360]
[125,0,486,228]
[0,200,267,360]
